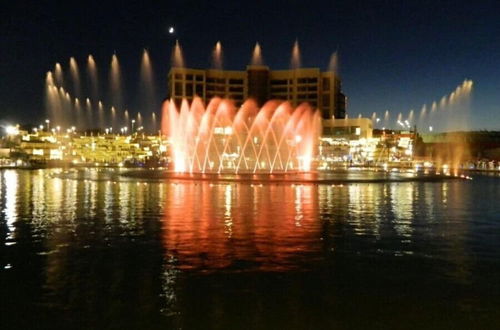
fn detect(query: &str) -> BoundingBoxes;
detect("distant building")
[322,118,373,139]
[167,65,347,119]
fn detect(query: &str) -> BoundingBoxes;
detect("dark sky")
[1,0,499,129]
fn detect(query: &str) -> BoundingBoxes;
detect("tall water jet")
[98,101,105,129]
[54,63,64,86]
[58,87,68,127]
[86,98,93,129]
[290,40,301,69]
[419,104,427,120]
[250,42,263,66]
[383,110,390,128]
[151,112,157,133]
[139,49,157,129]
[109,54,123,110]
[124,110,130,129]
[111,106,117,129]
[137,112,143,129]
[69,57,81,98]
[45,71,58,122]
[161,97,321,174]
[74,98,82,129]
[328,51,339,74]
[212,41,223,70]
[171,40,185,68]
[408,109,414,123]
[87,55,99,101]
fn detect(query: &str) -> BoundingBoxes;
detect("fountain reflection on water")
[161,97,322,174]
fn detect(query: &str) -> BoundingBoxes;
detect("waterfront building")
[167,65,347,120]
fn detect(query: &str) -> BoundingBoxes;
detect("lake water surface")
[1,169,499,329]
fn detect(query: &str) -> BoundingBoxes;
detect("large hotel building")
[167,65,347,120]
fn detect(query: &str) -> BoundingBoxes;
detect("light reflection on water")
[1,168,499,329]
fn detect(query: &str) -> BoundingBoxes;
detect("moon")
[168,26,175,34]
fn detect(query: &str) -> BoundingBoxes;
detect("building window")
[196,75,203,81]
[186,84,193,96]
[186,74,193,81]
[271,87,287,93]
[229,86,243,92]
[195,84,203,95]
[271,79,287,85]
[175,74,183,80]
[229,79,243,84]
[174,82,182,95]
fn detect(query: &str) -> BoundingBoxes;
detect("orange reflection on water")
[162,182,320,271]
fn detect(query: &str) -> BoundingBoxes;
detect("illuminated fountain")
[161,97,321,173]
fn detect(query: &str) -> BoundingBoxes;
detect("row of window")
[174,73,204,81]
[206,78,244,84]
[270,78,319,85]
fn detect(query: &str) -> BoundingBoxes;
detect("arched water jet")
[162,97,320,173]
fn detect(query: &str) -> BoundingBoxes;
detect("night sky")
[1,0,499,129]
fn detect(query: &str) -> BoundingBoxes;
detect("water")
[161,97,321,173]
[1,169,499,329]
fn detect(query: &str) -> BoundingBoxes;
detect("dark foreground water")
[1,169,499,329]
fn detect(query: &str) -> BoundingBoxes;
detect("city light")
[5,125,19,135]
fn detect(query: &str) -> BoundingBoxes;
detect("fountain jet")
[250,42,263,66]
[87,55,99,101]
[69,57,81,98]
[212,41,223,70]
[172,40,185,68]
[328,51,339,74]
[140,49,157,130]
[161,97,321,174]
[290,40,301,69]
[110,54,123,110]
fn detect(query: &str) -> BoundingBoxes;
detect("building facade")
[167,65,347,119]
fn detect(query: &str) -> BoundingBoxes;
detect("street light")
[45,119,50,131]
[131,119,136,133]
